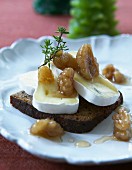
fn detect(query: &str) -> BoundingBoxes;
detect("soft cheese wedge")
[19,71,38,95]
[74,72,120,106]
[33,81,79,114]
[19,69,79,114]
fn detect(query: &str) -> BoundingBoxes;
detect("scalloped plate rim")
[0,34,132,165]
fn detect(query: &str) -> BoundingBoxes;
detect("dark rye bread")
[10,91,123,133]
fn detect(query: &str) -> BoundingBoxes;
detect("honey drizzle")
[94,135,116,144]
[75,140,91,148]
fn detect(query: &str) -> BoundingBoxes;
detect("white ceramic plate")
[0,35,132,165]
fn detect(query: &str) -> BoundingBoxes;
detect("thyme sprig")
[40,27,69,68]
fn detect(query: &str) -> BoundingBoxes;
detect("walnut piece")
[53,51,78,70]
[38,66,54,84]
[76,44,99,80]
[113,70,126,84]
[102,64,126,84]
[112,107,131,141]
[102,64,115,80]
[30,118,64,138]
[57,67,76,97]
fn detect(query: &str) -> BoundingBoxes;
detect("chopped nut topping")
[112,107,131,141]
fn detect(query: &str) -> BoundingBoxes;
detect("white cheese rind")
[32,92,79,114]
[19,70,79,114]
[74,76,120,106]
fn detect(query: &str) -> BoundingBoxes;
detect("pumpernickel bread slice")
[10,91,123,133]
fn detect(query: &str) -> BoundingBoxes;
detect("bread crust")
[10,91,123,133]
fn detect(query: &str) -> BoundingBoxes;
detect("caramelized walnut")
[76,44,99,80]
[38,66,54,84]
[57,68,76,97]
[53,51,78,70]
[102,64,126,84]
[102,64,115,80]
[112,107,131,141]
[113,70,126,84]
[30,118,64,138]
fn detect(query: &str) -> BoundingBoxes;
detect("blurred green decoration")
[33,0,70,14]
[68,0,119,38]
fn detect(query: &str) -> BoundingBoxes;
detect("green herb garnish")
[40,27,69,68]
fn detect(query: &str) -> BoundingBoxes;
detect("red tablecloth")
[0,0,132,169]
